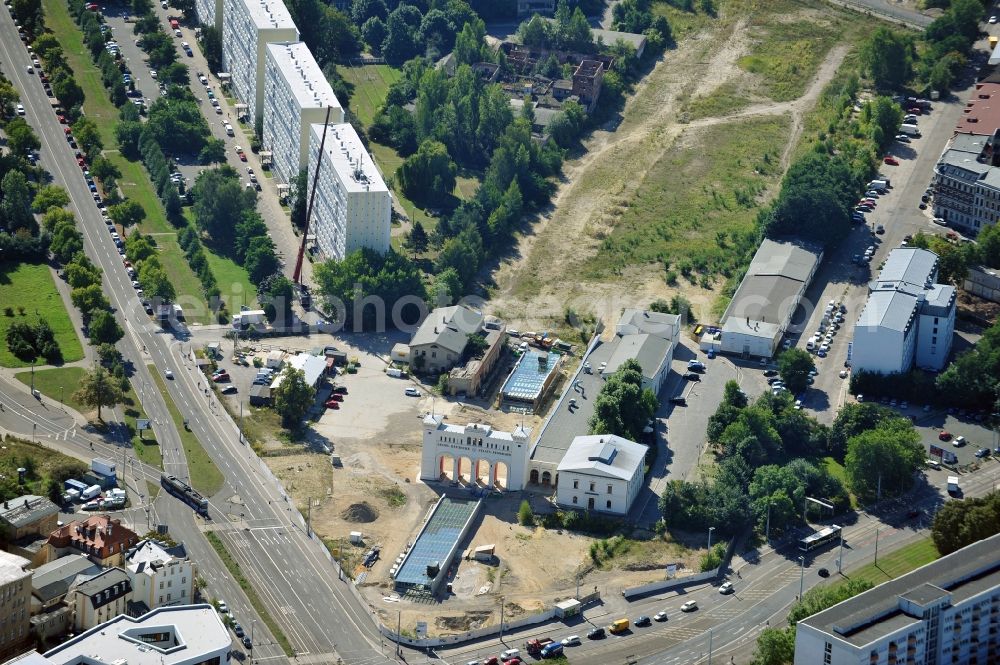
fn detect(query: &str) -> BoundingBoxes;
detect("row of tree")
[355,0,478,64]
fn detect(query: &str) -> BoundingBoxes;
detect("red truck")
[169,18,179,29]
[525,638,553,656]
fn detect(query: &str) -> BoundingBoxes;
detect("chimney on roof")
[23,499,28,507]
[3,502,7,510]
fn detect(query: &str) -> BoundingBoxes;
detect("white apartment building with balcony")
[263,42,344,186]
[794,532,1000,664]
[221,0,298,126]
[194,0,222,33]
[307,122,391,261]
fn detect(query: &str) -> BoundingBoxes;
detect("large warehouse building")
[720,239,823,358]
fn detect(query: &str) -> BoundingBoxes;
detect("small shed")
[329,350,348,367]
[206,342,221,358]
[265,350,285,369]
[390,343,410,365]
[554,598,581,618]
[249,384,271,406]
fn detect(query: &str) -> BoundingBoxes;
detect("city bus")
[798,525,842,553]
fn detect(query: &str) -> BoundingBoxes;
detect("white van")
[806,337,817,351]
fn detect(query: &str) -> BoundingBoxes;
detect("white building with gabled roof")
[556,434,646,515]
[263,42,344,186]
[307,122,391,261]
[420,416,531,491]
[125,539,194,611]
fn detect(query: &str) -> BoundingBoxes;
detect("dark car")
[587,628,605,640]
[976,448,990,459]
[763,369,778,377]
[669,396,687,406]
[234,624,244,638]
[682,372,700,381]
[332,385,348,394]
[634,616,651,627]
[818,568,830,578]
[242,636,252,649]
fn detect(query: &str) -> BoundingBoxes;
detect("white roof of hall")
[242,0,297,31]
[266,42,342,112]
[557,434,646,481]
[310,123,389,195]
[877,248,937,288]
[34,605,229,665]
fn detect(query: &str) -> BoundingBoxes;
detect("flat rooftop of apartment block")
[311,123,389,194]
[267,42,342,112]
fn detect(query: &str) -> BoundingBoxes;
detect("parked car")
[221,385,238,395]
[954,435,967,447]
[719,581,734,594]
[687,360,706,372]
[560,635,581,646]
[324,399,340,409]
[212,373,230,383]
[884,156,899,165]
[405,387,420,397]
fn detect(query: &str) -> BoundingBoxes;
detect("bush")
[517,499,534,526]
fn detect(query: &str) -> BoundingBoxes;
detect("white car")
[25,65,33,74]
[719,581,734,594]
[16,104,24,115]
[224,123,234,136]
[404,387,420,397]
[953,436,967,447]
[561,635,581,646]
[990,15,997,23]
[819,343,830,353]
[149,69,157,79]
[164,369,174,379]
[653,611,668,622]
[680,600,698,612]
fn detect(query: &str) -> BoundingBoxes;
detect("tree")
[88,310,124,345]
[778,348,815,394]
[1,171,35,234]
[199,25,222,73]
[397,140,456,206]
[361,16,387,52]
[517,499,533,526]
[115,121,143,159]
[430,267,462,305]
[138,262,176,302]
[192,168,256,241]
[4,118,39,159]
[589,358,658,442]
[5,320,61,363]
[861,27,912,90]
[73,364,124,421]
[751,628,795,665]
[844,420,924,501]
[453,17,487,65]
[863,97,904,153]
[722,380,748,408]
[381,4,421,64]
[66,253,102,289]
[290,169,308,228]
[50,221,83,264]
[31,185,69,213]
[244,235,280,285]
[978,223,1000,267]
[52,73,84,109]
[272,367,315,428]
[71,284,110,315]
[405,220,428,254]
[932,494,1000,555]
[71,117,103,160]
[108,200,146,233]
[313,247,426,330]
[517,14,550,48]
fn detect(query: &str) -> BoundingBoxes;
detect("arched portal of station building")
[529,469,539,485]
[420,416,531,491]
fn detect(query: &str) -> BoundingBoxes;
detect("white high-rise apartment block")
[307,123,391,261]
[221,0,298,126]
[194,0,222,33]
[795,532,1000,664]
[263,42,344,186]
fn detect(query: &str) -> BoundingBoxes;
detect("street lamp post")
[250,619,255,665]
[707,526,716,552]
[798,556,805,600]
[838,530,845,575]
[874,526,880,566]
[59,385,63,405]
[499,597,505,643]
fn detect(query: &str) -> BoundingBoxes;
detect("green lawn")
[336,64,402,129]
[652,1,716,40]
[155,237,214,325]
[108,152,172,234]
[205,249,257,313]
[149,365,223,495]
[15,366,86,410]
[835,538,939,589]
[0,263,84,368]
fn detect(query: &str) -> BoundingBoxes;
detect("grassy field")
[581,115,789,280]
[154,236,215,325]
[652,0,717,40]
[684,79,751,120]
[737,1,847,103]
[0,263,84,368]
[206,532,294,656]
[0,435,90,498]
[205,248,257,313]
[15,366,86,411]
[336,64,402,129]
[835,538,939,589]
[149,365,223,495]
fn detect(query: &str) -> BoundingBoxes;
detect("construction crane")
[292,104,333,306]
